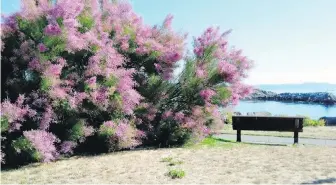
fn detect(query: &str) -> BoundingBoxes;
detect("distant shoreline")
[241,99,336,107]
[244,89,336,105]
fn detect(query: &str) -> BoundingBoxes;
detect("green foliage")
[294,115,325,127]
[224,112,233,124]
[187,137,235,149]
[54,99,71,111]
[211,86,231,104]
[40,77,52,91]
[98,124,115,138]
[123,25,136,40]
[161,156,173,163]
[155,119,191,147]
[17,16,48,41]
[12,137,41,162]
[77,13,95,33]
[161,156,183,166]
[42,36,66,60]
[104,75,118,87]
[168,160,184,166]
[56,17,64,27]
[91,45,100,53]
[1,116,9,133]
[167,169,186,179]
[68,120,85,141]
[200,137,218,146]
[303,117,325,127]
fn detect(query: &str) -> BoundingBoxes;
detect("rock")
[233,112,242,116]
[246,111,272,116]
[319,117,336,126]
[244,89,336,105]
[244,89,277,100]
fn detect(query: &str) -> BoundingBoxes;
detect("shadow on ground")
[301,178,336,184]
[212,137,289,147]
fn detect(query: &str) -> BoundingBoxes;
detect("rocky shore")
[244,89,336,105]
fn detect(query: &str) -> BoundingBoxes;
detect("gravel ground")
[1,141,336,184]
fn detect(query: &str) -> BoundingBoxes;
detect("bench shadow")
[301,177,336,184]
[212,137,288,146]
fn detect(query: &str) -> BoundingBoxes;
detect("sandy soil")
[220,125,336,140]
[1,142,336,184]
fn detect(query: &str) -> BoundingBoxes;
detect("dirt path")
[216,133,336,146]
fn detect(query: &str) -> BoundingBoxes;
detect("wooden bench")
[232,116,304,144]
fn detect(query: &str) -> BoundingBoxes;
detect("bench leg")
[294,131,298,144]
[237,130,241,142]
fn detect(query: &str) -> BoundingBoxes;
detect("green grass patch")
[185,137,237,149]
[161,157,173,163]
[168,160,184,166]
[167,169,185,179]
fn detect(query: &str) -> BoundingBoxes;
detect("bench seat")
[232,116,304,144]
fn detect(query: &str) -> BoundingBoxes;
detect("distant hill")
[255,83,336,94]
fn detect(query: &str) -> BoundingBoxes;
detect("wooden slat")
[232,116,304,132]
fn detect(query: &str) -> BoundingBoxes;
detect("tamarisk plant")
[1,0,253,166]
[135,27,253,146]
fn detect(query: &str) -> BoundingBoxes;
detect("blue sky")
[2,0,336,85]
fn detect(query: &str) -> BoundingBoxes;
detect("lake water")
[224,87,336,119]
[232,100,336,120]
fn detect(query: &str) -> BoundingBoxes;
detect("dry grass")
[220,124,336,140]
[1,139,336,184]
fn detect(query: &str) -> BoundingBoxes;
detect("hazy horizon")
[255,82,336,85]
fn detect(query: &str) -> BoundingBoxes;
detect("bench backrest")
[232,116,304,132]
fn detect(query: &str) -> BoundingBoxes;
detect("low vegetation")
[167,169,186,179]
[161,157,174,163]
[161,156,185,178]
[302,116,325,127]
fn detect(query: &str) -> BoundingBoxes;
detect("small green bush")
[12,137,41,162]
[225,112,233,124]
[167,169,186,179]
[293,115,325,127]
[303,118,325,127]
[161,156,174,163]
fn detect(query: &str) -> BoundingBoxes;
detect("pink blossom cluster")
[1,95,36,131]
[199,89,217,102]
[115,120,141,149]
[194,27,253,105]
[23,130,60,162]
[228,83,254,105]
[96,1,186,80]
[60,141,77,155]
[100,120,142,149]
[181,106,211,140]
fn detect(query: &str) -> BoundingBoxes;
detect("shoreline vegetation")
[244,89,336,105]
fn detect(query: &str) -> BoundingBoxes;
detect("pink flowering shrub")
[98,120,142,151]
[23,130,60,162]
[135,27,253,146]
[1,0,253,165]
[11,130,59,163]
